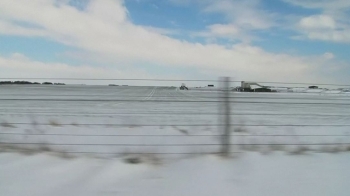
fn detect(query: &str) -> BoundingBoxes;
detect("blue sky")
[0,0,349,84]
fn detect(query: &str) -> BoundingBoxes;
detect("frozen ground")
[1,152,350,196]
[1,85,350,195]
[1,85,350,156]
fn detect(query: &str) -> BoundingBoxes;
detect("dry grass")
[0,143,74,159]
[259,145,273,155]
[288,146,310,155]
[319,145,344,154]
[70,122,79,127]
[128,125,141,128]
[0,121,16,128]
[347,145,350,151]
[268,144,286,152]
[49,120,62,127]
[38,143,53,152]
[121,151,162,165]
[52,151,76,159]
[246,144,260,152]
[327,146,343,153]
[234,127,247,133]
[172,126,188,135]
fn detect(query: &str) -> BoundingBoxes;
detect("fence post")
[220,77,231,156]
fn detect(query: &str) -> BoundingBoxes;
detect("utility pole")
[220,77,231,156]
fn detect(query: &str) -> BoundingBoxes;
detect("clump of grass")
[3,145,37,155]
[247,144,260,152]
[288,145,310,155]
[328,146,342,153]
[38,143,53,152]
[124,156,142,164]
[53,151,76,159]
[172,126,188,135]
[122,152,162,165]
[243,138,259,152]
[316,144,345,154]
[128,124,141,128]
[145,153,162,165]
[259,145,272,155]
[346,145,350,152]
[49,120,61,127]
[269,144,286,152]
[238,143,248,151]
[70,122,79,127]
[234,127,247,133]
[0,144,36,155]
[31,120,39,127]
[0,121,16,128]
[0,143,75,159]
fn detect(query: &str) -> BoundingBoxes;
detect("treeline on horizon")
[0,81,65,85]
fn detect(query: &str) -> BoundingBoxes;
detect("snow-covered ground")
[1,152,350,196]
[1,85,350,156]
[1,85,350,195]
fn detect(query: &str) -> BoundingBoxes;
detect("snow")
[1,85,350,195]
[1,85,350,156]
[0,152,350,196]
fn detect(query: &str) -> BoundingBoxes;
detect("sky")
[0,0,349,85]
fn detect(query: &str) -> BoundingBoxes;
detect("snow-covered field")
[1,85,350,195]
[1,152,350,196]
[1,85,350,156]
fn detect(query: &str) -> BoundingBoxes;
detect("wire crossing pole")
[220,77,231,156]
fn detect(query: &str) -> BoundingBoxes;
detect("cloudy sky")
[0,0,349,85]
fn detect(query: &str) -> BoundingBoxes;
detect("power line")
[0,78,220,82]
[1,94,350,101]
[1,142,349,146]
[0,132,349,137]
[4,122,350,126]
[1,78,350,87]
[1,112,349,117]
[0,150,239,155]
[2,99,350,105]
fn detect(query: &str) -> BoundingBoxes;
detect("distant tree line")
[0,81,65,85]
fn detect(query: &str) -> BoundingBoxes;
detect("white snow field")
[1,85,350,195]
[1,85,350,156]
[1,152,350,196]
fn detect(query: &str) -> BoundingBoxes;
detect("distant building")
[180,83,188,90]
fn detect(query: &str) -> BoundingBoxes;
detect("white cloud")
[296,15,350,42]
[299,15,336,30]
[202,0,275,30]
[323,52,335,60]
[192,23,246,41]
[208,24,240,36]
[0,52,341,85]
[281,0,350,43]
[170,0,275,42]
[0,53,165,85]
[0,0,345,83]
[141,26,179,36]
[282,0,350,10]
[0,20,46,36]
[10,53,31,61]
